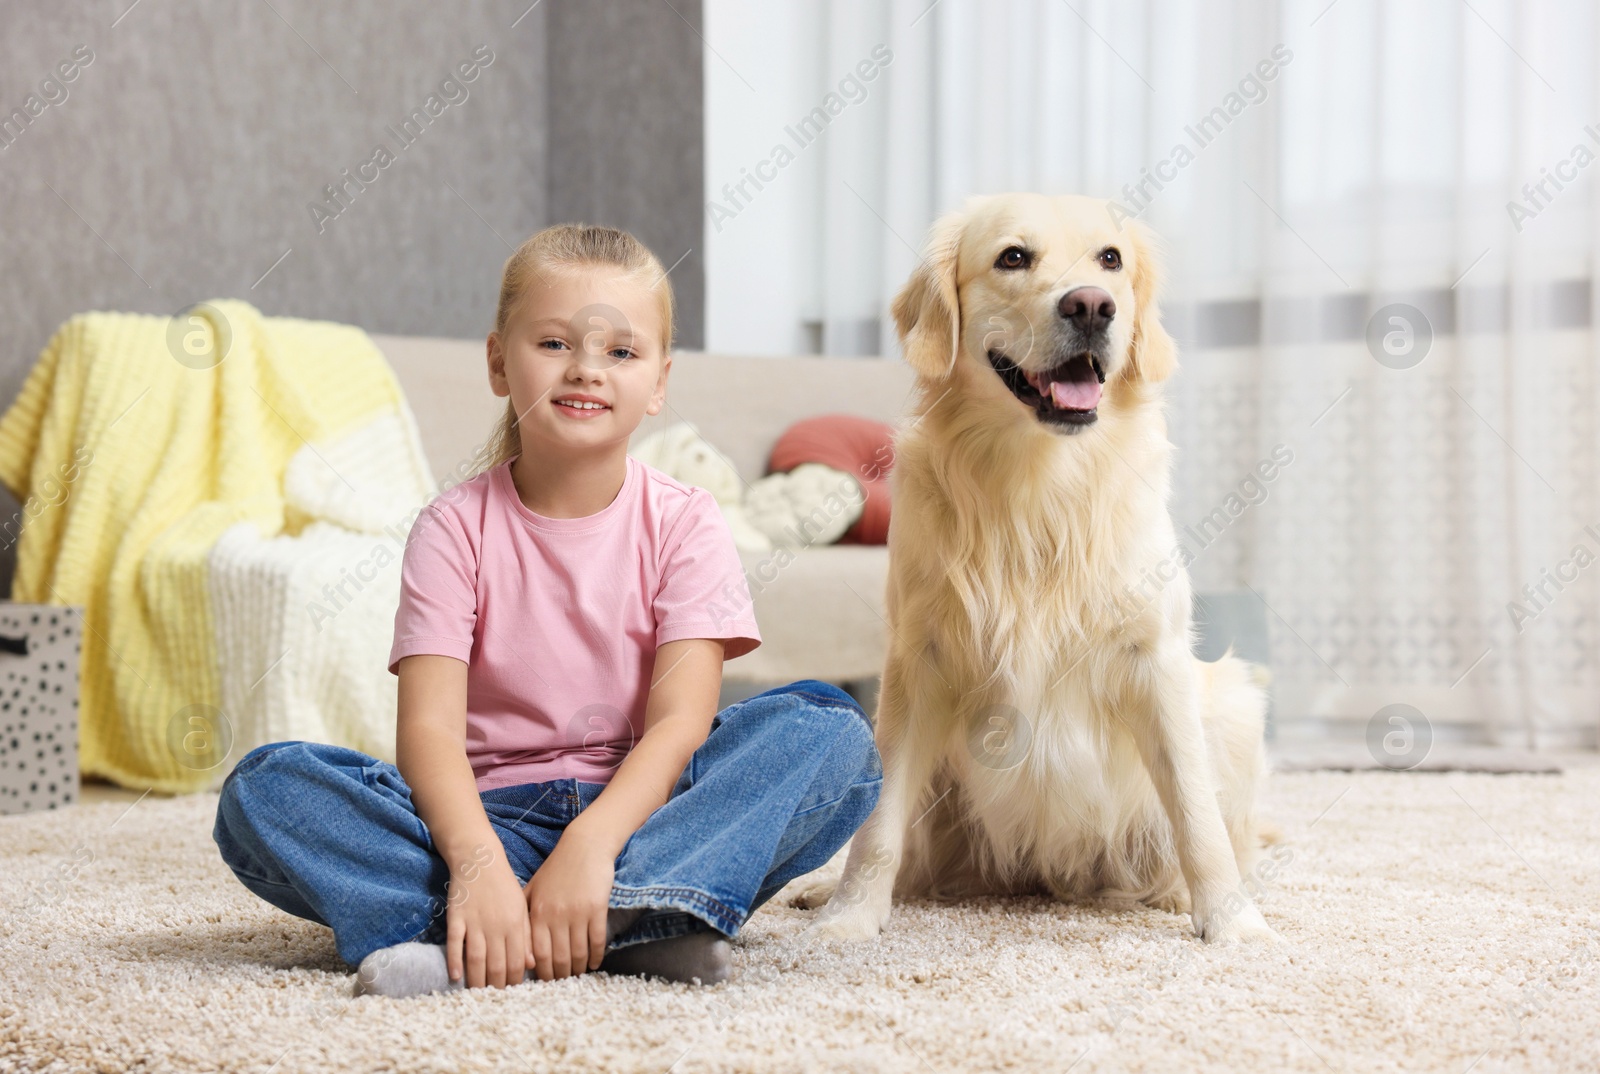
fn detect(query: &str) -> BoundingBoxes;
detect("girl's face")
[487,265,669,454]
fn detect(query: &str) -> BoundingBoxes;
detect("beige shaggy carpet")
[3,768,1598,1074]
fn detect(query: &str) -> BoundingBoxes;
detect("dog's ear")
[891,208,967,380]
[1124,218,1177,384]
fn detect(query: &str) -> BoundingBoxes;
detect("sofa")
[373,334,918,690]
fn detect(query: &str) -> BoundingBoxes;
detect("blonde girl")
[213,224,882,995]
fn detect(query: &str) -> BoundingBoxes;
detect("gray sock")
[606,906,647,941]
[352,940,463,998]
[601,909,732,985]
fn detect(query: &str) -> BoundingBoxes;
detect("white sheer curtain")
[704,0,1600,749]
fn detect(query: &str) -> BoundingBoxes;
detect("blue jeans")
[212,680,882,968]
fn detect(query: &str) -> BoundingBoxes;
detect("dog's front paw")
[802,883,891,942]
[1194,900,1282,945]
[803,903,887,942]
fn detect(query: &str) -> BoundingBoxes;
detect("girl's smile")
[552,394,611,417]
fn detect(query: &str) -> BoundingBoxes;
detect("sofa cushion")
[729,544,890,683]
[767,414,896,544]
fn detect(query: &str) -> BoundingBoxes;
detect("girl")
[212,224,883,997]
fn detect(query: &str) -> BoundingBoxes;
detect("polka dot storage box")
[0,603,81,814]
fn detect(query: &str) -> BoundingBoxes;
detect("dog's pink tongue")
[1051,378,1101,410]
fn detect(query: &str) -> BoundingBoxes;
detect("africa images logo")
[307,45,495,234]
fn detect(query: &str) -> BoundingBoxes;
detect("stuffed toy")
[628,415,896,551]
[627,420,774,551]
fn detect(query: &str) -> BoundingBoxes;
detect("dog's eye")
[995,246,1031,271]
[1098,247,1122,271]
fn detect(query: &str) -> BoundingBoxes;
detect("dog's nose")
[1059,286,1116,333]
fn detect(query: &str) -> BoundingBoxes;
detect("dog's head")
[891,192,1176,433]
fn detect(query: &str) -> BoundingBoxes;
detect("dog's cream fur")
[803,193,1280,944]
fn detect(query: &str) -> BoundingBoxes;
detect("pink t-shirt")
[387,453,761,791]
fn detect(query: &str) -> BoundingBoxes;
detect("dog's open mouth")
[987,350,1106,428]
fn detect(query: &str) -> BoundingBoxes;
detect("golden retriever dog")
[802,192,1280,945]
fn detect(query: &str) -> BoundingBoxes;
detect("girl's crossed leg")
[212,680,881,990]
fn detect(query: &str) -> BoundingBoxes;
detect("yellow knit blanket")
[0,300,418,793]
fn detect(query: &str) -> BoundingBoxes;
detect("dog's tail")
[1247,661,1273,691]
[1217,643,1273,691]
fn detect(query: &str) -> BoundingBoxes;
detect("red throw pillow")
[766,414,896,544]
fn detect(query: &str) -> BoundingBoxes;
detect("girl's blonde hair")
[470,223,676,477]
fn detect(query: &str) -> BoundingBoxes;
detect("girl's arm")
[396,653,533,989]
[520,637,726,979]
[396,654,489,863]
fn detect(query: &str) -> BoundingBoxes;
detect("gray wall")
[0,0,703,593]
[546,0,705,343]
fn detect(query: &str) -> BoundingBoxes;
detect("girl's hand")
[444,851,534,989]
[523,835,616,980]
